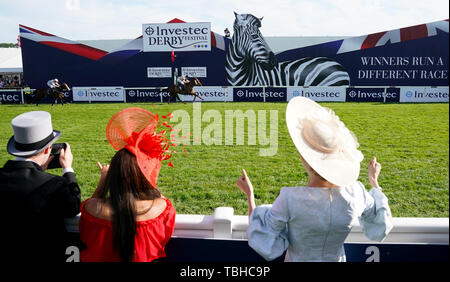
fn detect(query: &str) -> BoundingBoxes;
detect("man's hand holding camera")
[45,143,73,171]
[59,143,73,170]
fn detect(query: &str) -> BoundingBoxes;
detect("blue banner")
[264,87,287,102]
[384,87,401,103]
[0,90,22,104]
[233,87,265,102]
[20,19,448,89]
[346,87,400,102]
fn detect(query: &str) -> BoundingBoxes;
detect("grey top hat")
[7,111,61,157]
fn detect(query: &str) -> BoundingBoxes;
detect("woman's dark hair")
[98,148,161,262]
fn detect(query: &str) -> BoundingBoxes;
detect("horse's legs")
[193,92,204,101]
[168,93,172,104]
[176,93,185,104]
[59,94,65,106]
[31,92,38,105]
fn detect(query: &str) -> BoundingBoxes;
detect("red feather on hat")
[106,107,175,188]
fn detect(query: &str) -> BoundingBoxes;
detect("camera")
[47,143,67,169]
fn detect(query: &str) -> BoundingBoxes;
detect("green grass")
[0,102,448,217]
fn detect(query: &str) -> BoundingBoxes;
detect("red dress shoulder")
[79,198,176,262]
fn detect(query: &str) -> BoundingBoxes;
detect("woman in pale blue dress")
[236,97,393,262]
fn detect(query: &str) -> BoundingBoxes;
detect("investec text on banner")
[142,22,211,52]
[72,87,124,102]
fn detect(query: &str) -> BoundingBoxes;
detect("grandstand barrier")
[1,86,448,104]
[63,207,449,262]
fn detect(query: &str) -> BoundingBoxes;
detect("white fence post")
[263,86,266,103]
[213,207,234,239]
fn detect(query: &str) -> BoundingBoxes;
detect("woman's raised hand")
[368,157,381,188]
[237,169,254,197]
[236,169,256,216]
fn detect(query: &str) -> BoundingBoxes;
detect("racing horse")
[31,82,71,106]
[161,77,203,104]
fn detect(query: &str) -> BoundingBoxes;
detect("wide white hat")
[286,97,364,186]
[7,111,61,157]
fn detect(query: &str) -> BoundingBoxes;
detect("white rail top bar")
[64,207,449,244]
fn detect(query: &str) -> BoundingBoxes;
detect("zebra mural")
[225,13,351,86]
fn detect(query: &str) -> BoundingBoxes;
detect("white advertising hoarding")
[147,67,172,78]
[142,22,211,52]
[287,87,346,102]
[181,86,233,102]
[73,87,124,102]
[400,87,449,103]
[181,67,207,78]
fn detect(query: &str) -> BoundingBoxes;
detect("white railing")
[64,206,449,244]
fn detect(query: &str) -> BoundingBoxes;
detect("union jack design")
[336,19,449,54]
[19,24,108,60]
[19,18,226,63]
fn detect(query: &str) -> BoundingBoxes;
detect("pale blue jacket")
[247,182,393,262]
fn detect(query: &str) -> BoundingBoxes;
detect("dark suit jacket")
[0,160,81,262]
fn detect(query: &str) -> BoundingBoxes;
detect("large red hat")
[106,107,173,188]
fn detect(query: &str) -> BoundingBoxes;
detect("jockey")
[177,75,190,91]
[47,78,60,93]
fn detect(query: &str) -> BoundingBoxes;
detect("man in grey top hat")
[0,111,81,262]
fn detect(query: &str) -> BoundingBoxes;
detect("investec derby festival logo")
[349,90,357,98]
[144,23,210,51]
[406,91,413,98]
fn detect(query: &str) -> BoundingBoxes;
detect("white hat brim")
[7,130,61,157]
[286,97,360,187]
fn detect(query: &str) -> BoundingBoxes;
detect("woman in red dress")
[79,108,176,262]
